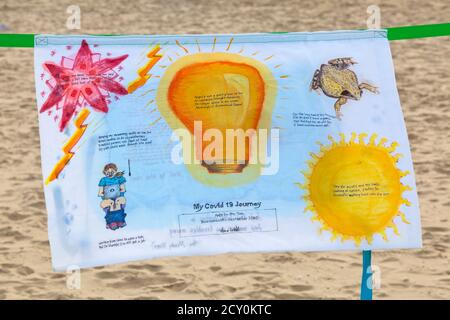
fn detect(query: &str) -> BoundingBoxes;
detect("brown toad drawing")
[310,57,379,120]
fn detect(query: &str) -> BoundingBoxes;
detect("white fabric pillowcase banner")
[34,30,421,271]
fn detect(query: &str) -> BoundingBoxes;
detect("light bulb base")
[201,161,249,174]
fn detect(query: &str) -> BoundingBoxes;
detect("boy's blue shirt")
[98,176,126,187]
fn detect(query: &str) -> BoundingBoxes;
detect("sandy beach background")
[0,0,449,299]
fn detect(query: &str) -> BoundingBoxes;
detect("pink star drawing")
[40,40,129,131]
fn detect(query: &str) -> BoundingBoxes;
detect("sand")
[0,0,449,299]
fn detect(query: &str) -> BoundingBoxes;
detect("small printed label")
[178,208,278,237]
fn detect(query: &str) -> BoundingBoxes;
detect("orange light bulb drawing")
[157,52,277,186]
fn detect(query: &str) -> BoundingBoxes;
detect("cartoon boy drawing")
[98,163,127,230]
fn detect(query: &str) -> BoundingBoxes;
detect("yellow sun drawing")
[297,133,412,245]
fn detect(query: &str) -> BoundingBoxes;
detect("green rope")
[0,23,449,48]
[387,22,450,40]
[0,33,34,47]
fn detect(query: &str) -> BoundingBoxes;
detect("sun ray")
[226,37,234,51]
[264,54,274,61]
[274,64,282,68]
[196,39,201,52]
[211,37,217,52]
[149,116,162,127]
[175,40,189,54]
[139,88,155,97]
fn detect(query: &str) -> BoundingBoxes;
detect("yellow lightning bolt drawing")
[45,108,90,185]
[127,45,163,93]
